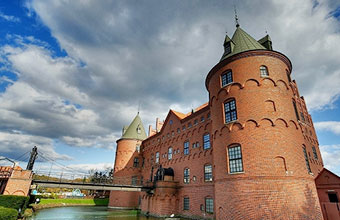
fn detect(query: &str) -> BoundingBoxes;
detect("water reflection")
[29,206,164,220]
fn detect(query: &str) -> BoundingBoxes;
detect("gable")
[315,168,340,185]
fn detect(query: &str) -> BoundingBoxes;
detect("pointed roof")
[221,26,266,61]
[121,114,147,140]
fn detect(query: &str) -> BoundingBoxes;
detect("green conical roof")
[221,27,266,61]
[121,114,147,140]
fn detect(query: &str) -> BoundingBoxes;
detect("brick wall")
[4,168,32,196]
[207,50,323,219]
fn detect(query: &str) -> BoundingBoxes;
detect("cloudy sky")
[0,0,339,176]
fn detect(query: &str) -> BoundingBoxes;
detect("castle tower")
[113,113,147,173]
[109,113,147,209]
[206,25,324,219]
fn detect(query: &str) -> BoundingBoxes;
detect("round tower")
[113,113,147,174]
[109,113,147,209]
[206,26,323,219]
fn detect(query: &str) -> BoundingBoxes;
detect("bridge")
[32,179,146,192]
[1,147,152,196]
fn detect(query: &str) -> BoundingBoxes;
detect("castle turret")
[206,25,324,219]
[109,113,146,209]
[114,113,147,173]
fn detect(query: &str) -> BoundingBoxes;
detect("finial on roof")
[234,4,240,28]
[137,101,141,115]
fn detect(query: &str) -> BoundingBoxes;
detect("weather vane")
[234,4,240,27]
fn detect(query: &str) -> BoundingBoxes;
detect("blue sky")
[0,0,339,176]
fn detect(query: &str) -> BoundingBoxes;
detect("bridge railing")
[32,170,143,187]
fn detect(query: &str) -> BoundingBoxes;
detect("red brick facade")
[315,169,340,220]
[1,166,32,196]
[109,27,327,219]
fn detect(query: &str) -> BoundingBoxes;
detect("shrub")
[23,208,33,218]
[0,206,18,220]
[0,195,29,211]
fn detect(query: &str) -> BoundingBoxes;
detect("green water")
[28,206,166,220]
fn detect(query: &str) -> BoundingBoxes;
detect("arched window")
[184,168,190,183]
[221,70,233,87]
[204,164,213,182]
[260,65,269,77]
[168,147,173,160]
[137,125,142,134]
[228,145,243,173]
[224,99,237,123]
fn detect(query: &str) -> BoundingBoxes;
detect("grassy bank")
[32,198,109,210]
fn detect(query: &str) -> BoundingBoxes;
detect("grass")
[39,198,109,206]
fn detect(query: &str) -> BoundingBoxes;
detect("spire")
[220,26,266,61]
[121,114,147,140]
[234,5,240,28]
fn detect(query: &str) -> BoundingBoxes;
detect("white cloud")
[0,12,20,22]
[1,0,340,167]
[314,121,340,135]
[0,132,70,161]
[320,145,340,176]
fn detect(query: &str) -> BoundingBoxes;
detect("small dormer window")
[225,42,231,55]
[137,126,141,134]
[260,66,269,77]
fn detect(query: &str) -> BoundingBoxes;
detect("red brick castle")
[108,24,336,219]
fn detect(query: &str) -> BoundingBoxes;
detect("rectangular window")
[205,198,214,213]
[312,146,318,160]
[201,116,205,122]
[228,146,243,173]
[204,164,213,182]
[194,119,198,125]
[184,141,190,155]
[168,147,173,160]
[131,176,138,185]
[293,101,300,121]
[184,168,190,183]
[221,71,233,87]
[192,143,196,148]
[303,147,312,173]
[133,157,139,167]
[183,197,190,210]
[155,152,159,163]
[188,123,192,128]
[224,100,237,123]
[328,193,339,203]
[203,133,211,150]
[300,112,305,122]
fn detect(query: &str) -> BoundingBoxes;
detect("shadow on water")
[29,206,184,220]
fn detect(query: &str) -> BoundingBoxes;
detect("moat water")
[28,206,172,220]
